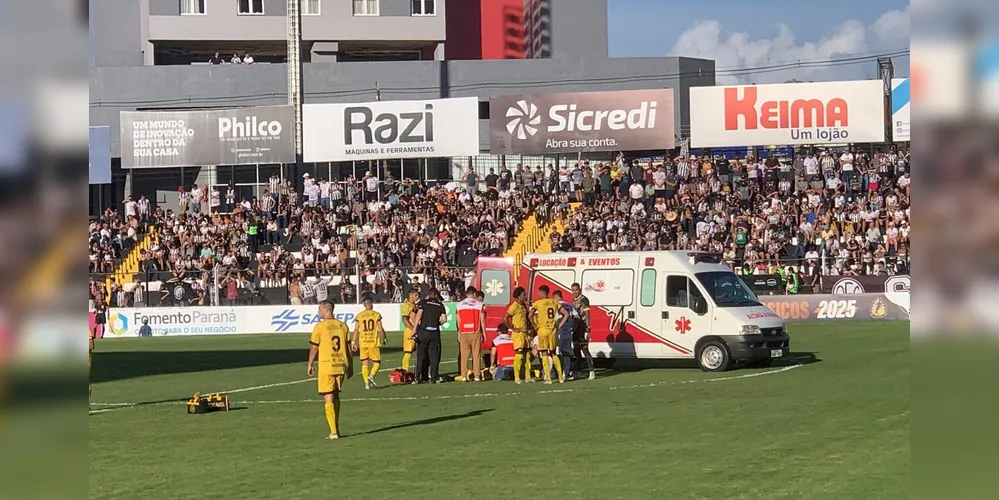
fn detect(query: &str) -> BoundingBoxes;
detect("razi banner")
[689,80,885,148]
[302,97,480,162]
[489,89,675,155]
[891,78,910,141]
[119,106,296,168]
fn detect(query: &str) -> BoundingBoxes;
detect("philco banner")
[119,106,296,168]
[760,293,909,323]
[302,97,481,162]
[689,80,885,148]
[489,89,675,155]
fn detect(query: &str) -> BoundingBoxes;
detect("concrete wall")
[90,56,714,155]
[90,0,150,66]
[145,0,446,43]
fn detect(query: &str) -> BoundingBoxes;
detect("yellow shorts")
[536,330,556,352]
[403,332,416,353]
[318,373,344,395]
[359,346,381,362]
[512,332,530,351]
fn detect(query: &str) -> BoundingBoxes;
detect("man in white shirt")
[190,184,202,214]
[364,172,379,202]
[803,154,819,178]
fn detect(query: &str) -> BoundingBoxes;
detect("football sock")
[553,356,564,380]
[333,395,342,434]
[402,353,412,372]
[369,361,380,379]
[361,364,371,383]
[542,356,552,380]
[324,402,338,436]
[513,354,525,381]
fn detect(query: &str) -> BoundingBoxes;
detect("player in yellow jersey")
[531,285,568,384]
[504,286,533,384]
[400,288,419,372]
[352,295,388,390]
[307,300,353,440]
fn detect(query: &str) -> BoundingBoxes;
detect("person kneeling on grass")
[489,324,516,381]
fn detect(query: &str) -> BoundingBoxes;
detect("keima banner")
[302,97,480,162]
[689,80,885,148]
[891,78,910,142]
[89,126,112,184]
[119,106,296,168]
[489,89,675,155]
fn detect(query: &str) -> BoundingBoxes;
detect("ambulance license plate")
[770,349,783,358]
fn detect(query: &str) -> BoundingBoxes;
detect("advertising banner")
[819,275,910,295]
[89,126,112,184]
[302,97,480,162]
[249,304,403,334]
[760,293,909,323]
[891,78,910,142]
[119,106,296,168]
[689,80,885,147]
[107,307,245,337]
[489,89,675,154]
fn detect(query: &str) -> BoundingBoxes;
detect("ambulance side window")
[666,276,690,309]
[640,269,657,307]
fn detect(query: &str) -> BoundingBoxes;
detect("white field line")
[90,362,802,410]
[89,359,457,414]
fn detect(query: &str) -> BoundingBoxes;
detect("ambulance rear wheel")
[697,341,730,372]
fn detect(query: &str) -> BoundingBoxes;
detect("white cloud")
[669,6,910,85]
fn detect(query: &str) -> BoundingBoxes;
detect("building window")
[412,0,435,15]
[237,0,264,15]
[303,0,321,15]
[353,0,379,16]
[180,0,205,15]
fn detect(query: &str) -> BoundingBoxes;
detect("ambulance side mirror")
[692,298,708,316]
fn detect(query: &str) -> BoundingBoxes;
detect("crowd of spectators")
[89,148,911,307]
[89,171,542,307]
[527,150,910,278]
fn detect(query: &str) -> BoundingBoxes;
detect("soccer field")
[89,323,909,500]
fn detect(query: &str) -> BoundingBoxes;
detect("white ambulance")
[473,251,790,372]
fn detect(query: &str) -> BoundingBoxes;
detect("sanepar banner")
[489,89,676,154]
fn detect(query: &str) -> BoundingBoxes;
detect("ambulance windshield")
[695,272,761,308]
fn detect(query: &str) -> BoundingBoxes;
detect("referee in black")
[411,288,447,384]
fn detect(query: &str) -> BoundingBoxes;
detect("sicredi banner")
[891,78,910,141]
[302,97,480,162]
[119,106,296,168]
[689,80,885,147]
[489,89,675,154]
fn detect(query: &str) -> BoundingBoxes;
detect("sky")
[607,0,911,84]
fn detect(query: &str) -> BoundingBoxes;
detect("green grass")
[89,323,909,500]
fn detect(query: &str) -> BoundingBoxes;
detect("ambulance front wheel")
[697,340,731,372]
